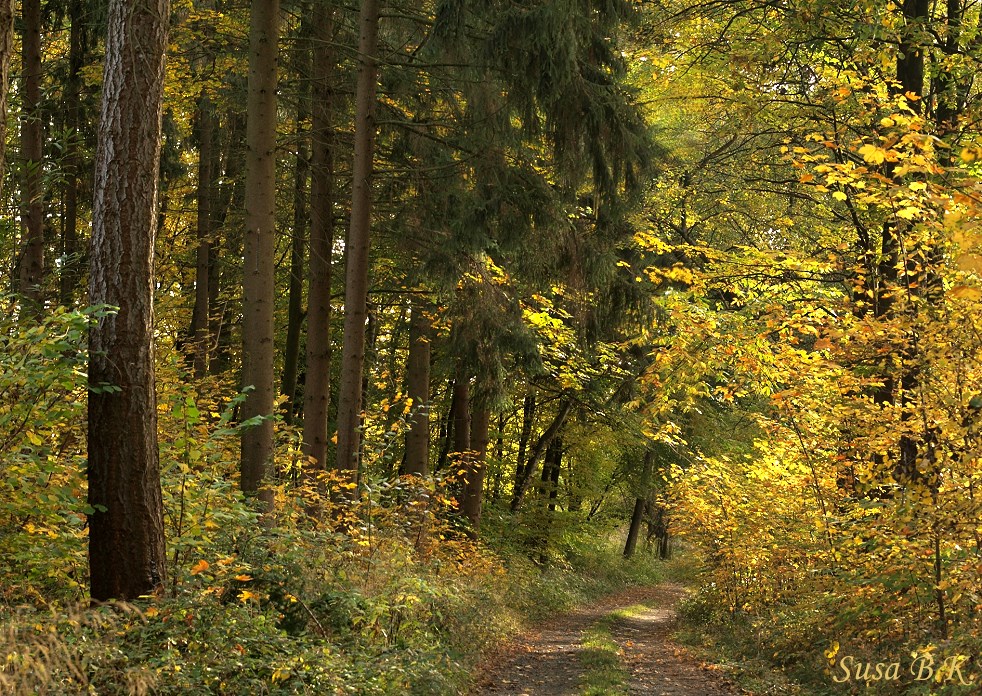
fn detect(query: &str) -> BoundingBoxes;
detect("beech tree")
[87,0,170,602]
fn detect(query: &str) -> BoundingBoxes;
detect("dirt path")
[472,583,739,696]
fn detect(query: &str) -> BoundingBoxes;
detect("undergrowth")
[0,321,667,695]
[672,557,980,696]
[0,489,665,695]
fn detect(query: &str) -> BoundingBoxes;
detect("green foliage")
[0,302,109,603]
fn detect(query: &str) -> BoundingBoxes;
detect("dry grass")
[0,602,155,696]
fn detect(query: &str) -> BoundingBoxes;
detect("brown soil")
[471,583,740,696]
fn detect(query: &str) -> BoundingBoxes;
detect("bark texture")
[302,0,337,469]
[624,449,654,558]
[0,0,13,199]
[403,301,431,475]
[624,497,645,558]
[191,94,215,378]
[59,0,86,306]
[334,0,381,477]
[240,0,280,495]
[19,0,44,307]
[462,405,490,533]
[88,0,170,602]
[282,101,307,422]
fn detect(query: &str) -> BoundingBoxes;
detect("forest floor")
[472,583,741,695]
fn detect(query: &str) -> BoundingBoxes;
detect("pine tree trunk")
[191,94,215,379]
[0,0,13,200]
[59,0,84,306]
[282,103,308,423]
[208,111,246,377]
[240,0,280,497]
[19,0,44,309]
[451,373,470,456]
[437,379,455,471]
[300,0,336,470]
[334,0,381,479]
[462,404,490,534]
[88,0,170,602]
[489,412,505,501]
[403,300,431,475]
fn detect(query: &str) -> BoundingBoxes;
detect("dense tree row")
[1,0,660,600]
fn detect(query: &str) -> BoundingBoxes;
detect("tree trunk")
[403,300,431,475]
[511,397,573,511]
[334,0,381,479]
[88,0,170,602]
[489,412,505,501]
[623,497,644,558]
[0,0,13,200]
[208,110,246,377]
[240,0,280,497]
[513,391,536,493]
[546,437,561,513]
[645,502,670,560]
[191,94,215,379]
[300,0,336,469]
[282,100,308,422]
[462,404,490,534]
[624,449,654,559]
[19,0,44,309]
[451,372,470,457]
[437,379,455,471]
[358,307,378,469]
[536,437,562,562]
[59,0,85,306]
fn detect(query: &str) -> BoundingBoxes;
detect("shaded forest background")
[1,0,981,693]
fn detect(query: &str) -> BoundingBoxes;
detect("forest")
[1,0,981,693]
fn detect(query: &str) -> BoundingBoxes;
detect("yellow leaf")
[190,559,210,575]
[238,590,259,602]
[144,607,159,618]
[831,191,847,201]
[234,574,253,582]
[858,144,885,164]
[331,432,338,444]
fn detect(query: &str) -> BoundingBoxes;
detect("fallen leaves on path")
[472,583,739,696]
